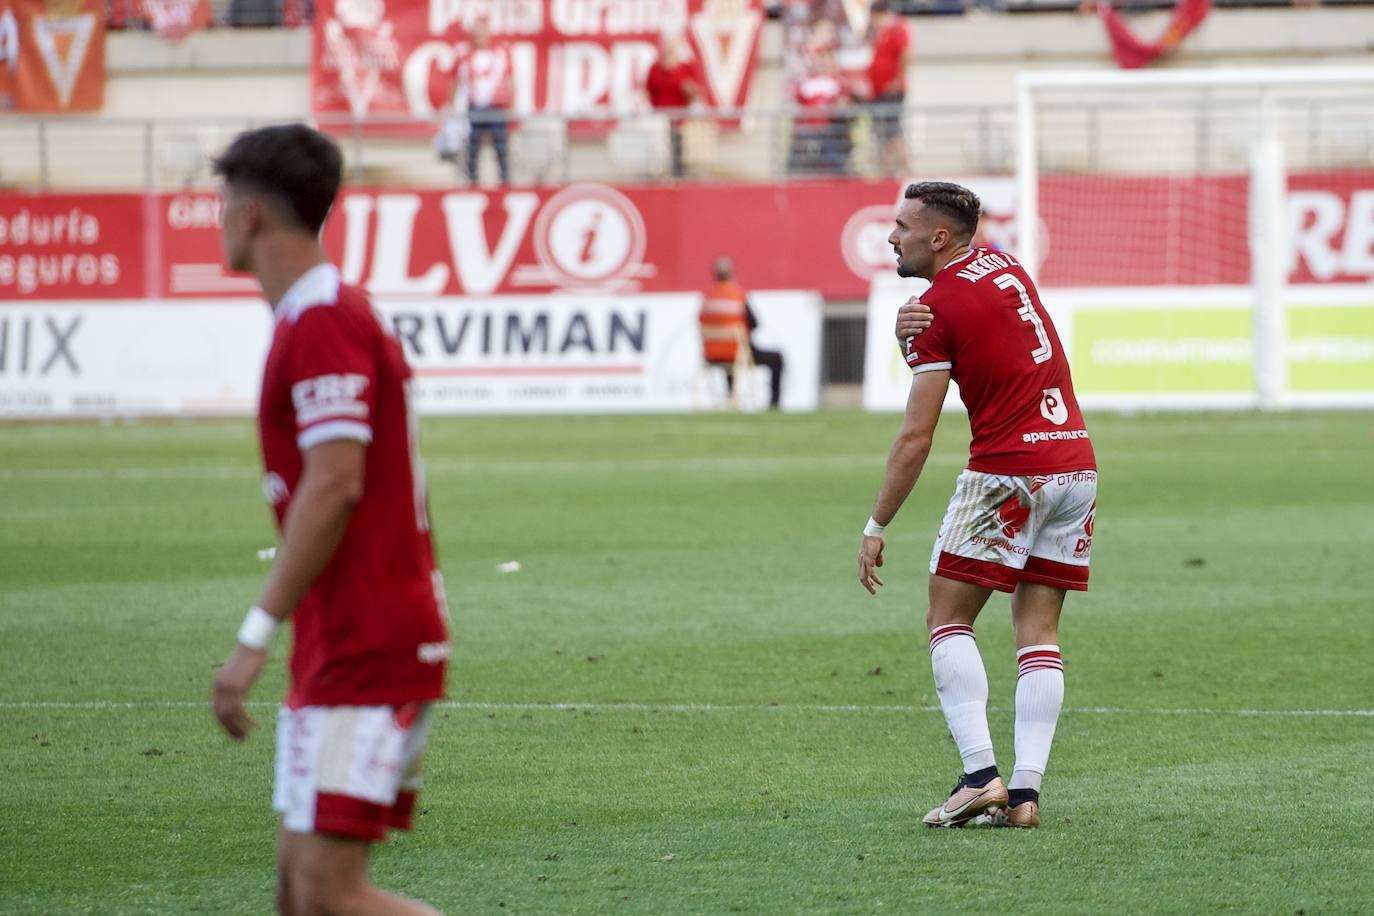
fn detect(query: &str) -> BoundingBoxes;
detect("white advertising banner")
[862,279,1374,412]
[0,301,271,417]
[0,290,823,418]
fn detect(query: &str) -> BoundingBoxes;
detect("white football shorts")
[273,702,432,842]
[930,469,1097,593]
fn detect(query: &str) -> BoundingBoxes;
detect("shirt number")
[995,273,1052,365]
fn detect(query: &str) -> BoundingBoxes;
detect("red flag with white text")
[309,0,766,132]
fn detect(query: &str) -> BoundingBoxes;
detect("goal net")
[1016,68,1374,410]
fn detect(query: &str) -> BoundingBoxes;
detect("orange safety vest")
[700,280,750,363]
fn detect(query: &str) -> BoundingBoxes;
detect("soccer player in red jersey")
[209,125,449,914]
[857,181,1096,829]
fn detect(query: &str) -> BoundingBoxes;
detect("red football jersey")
[258,264,449,708]
[905,248,1095,475]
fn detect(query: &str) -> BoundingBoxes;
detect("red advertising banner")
[0,192,147,298]
[153,180,904,300]
[310,0,765,129]
[1036,170,1374,287]
[5,0,105,112]
[6,171,1374,301]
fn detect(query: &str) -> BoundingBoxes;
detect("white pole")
[1249,88,1289,411]
[1015,74,1039,280]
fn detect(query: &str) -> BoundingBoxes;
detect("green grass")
[2,410,1372,915]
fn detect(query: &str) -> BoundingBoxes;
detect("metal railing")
[0,104,1014,191]
[2,94,1371,192]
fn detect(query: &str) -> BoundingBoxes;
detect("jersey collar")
[275,263,341,324]
[938,247,980,275]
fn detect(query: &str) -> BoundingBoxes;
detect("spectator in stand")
[866,0,913,176]
[789,44,853,176]
[644,33,704,179]
[456,17,513,185]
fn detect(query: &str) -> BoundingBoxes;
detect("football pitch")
[2,410,1371,915]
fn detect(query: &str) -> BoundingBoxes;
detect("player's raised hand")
[895,298,933,343]
[212,644,267,741]
[857,535,886,595]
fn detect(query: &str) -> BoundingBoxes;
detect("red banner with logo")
[4,0,105,112]
[6,172,1374,301]
[155,180,904,300]
[310,0,765,130]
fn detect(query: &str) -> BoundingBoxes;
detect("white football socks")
[1009,644,1065,792]
[928,624,996,773]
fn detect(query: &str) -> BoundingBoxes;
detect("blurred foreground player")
[209,124,450,913]
[856,182,1096,829]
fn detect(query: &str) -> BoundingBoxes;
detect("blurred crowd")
[102,0,1337,185]
[782,0,913,176]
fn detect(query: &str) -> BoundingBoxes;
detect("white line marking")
[3,700,1371,717]
[0,455,899,482]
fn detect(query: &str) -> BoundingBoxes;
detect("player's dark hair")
[212,124,342,235]
[904,181,981,242]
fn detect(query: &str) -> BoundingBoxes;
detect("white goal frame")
[1016,67,1374,411]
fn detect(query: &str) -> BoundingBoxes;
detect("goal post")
[1016,67,1374,411]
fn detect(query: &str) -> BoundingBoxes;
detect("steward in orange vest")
[699,257,785,409]
[700,278,750,364]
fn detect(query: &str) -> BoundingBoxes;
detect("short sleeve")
[904,298,953,375]
[285,308,377,452]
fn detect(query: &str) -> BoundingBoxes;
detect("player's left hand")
[895,299,933,342]
[211,644,267,741]
[857,535,886,595]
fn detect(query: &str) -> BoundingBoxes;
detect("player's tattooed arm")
[895,298,933,343]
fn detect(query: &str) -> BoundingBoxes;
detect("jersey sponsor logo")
[1022,428,1090,445]
[971,534,1030,557]
[292,372,369,425]
[997,495,1030,539]
[1040,387,1068,424]
[1075,499,1096,558]
[417,640,450,664]
[262,471,289,506]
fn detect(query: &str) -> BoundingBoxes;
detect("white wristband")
[863,517,886,537]
[237,605,279,650]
